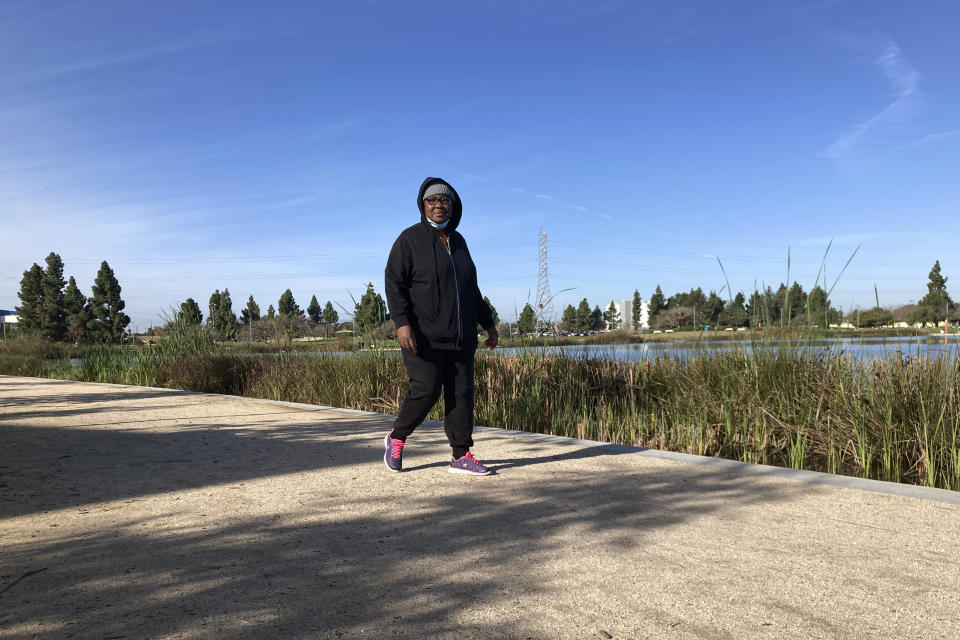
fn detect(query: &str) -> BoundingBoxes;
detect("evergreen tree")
[669,288,708,318]
[591,305,604,331]
[718,292,749,327]
[786,281,807,324]
[746,289,771,327]
[179,298,203,325]
[86,261,130,343]
[240,295,260,325]
[307,295,321,323]
[705,291,724,326]
[575,298,592,332]
[266,305,276,319]
[806,286,840,326]
[218,288,238,340]
[632,290,642,331]
[321,301,338,326]
[648,285,666,325]
[40,252,68,341]
[353,283,387,333]
[517,303,536,334]
[63,276,88,341]
[561,304,577,330]
[208,290,223,331]
[278,289,301,316]
[909,261,953,326]
[15,263,44,335]
[604,301,620,330]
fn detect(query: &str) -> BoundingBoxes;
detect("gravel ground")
[2,375,959,639]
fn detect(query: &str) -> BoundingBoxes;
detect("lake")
[495,336,960,362]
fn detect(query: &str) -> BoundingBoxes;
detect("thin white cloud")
[534,193,553,200]
[562,204,588,212]
[821,39,922,161]
[899,129,960,149]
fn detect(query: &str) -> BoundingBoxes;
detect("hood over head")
[418,177,462,233]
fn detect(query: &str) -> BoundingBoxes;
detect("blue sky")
[2,1,958,330]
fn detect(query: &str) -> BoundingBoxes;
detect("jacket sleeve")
[384,235,413,328]
[475,285,494,331]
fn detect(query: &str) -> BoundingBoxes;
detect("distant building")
[611,299,649,331]
[0,310,17,324]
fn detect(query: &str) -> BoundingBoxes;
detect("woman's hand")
[396,325,418,354]
[484,326,499,349]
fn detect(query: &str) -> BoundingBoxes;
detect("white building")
[611,299,649,331]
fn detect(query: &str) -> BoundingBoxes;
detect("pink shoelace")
[391,438,406,459]
[461,452,481,465]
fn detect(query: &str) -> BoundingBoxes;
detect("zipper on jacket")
[445,240,463,347]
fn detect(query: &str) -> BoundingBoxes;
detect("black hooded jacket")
[385,177,495,350]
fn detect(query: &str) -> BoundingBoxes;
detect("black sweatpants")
[390,343,476,458]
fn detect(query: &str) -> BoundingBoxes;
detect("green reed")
[2,334,959,490]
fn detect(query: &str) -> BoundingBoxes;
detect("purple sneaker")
[448,451,491,476]
[384,433,405,472]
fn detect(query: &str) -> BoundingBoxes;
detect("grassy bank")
[2,334,958,491]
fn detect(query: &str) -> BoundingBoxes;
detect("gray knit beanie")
[423,182,456,201]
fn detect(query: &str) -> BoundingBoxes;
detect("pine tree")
[561,304,577,331]
[705,291,724,326]
[591,305,604,331]
[719,292,749,327]
[179,298,203,325]
[923,261,951,303]
[909,261,954,326]
[208,290,223,331]
[806,286,839,326]
[322,301,338,327]
[63,276,88,341]
[648,285,666,325]
[86,261,130,343]
[517,303,536,334]
[278,289,301,316]
[240,295,260,325]
[575,298,592,332]
[218,288,238,340]
[354,283,387,333]
[746,289,768,327]
[15,263,45,335]
[786,282,807,324]
[604,301,620,330]
[307,295,321,323]
[632,290,642,331]
[267,305,276,319]
[40,252,68,341]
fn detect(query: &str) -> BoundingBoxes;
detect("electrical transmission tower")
[535,226,554,334]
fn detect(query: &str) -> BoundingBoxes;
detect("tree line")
[166,282,402,342]
[644,260,952,330]
[515,260,954,333]
[15,252,130,343]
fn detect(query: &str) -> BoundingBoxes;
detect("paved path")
[1,375,959,639]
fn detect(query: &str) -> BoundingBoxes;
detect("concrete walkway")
[1,375,958,640]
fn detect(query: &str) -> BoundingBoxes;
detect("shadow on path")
[0,379,818,638]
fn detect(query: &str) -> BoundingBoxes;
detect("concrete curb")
[9,375,960,506]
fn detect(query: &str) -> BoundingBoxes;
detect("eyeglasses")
[424,196,452,206]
